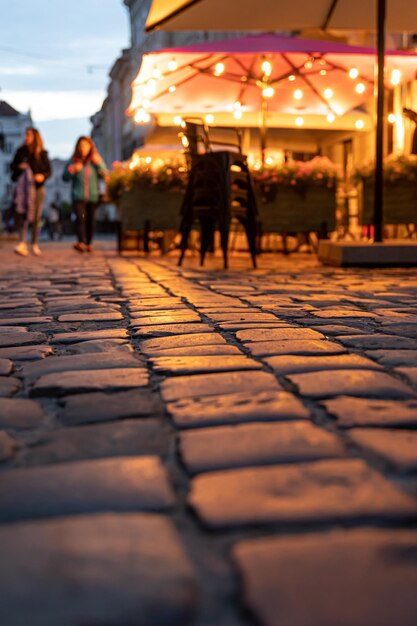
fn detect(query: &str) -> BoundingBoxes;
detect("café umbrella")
[128,33,416,162]
[145,0,417,242]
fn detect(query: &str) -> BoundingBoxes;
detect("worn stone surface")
[265,353,381,376]
[0,456,175,522]
[52,328,129,344]
[58,312,123,322]
[147,344,242,357]
[0,398,47,430]
[161,371,281,402]
[59,389,163,425]
[189,459,417,529]
[66,338,132,354]
[0,331,46,347]
[0,431,17,461]
[0,377,21,397]
[167,390,309,429]
[23,419,170,466]
[289,370,415,399]
[180,422,346,473]
[348,429,417,473]
[323,397,417,428]
[151,355,262,376]
[234,529,417,626]
[32,368,149,396]
[367,350,417,367]
[236,328,324,343]
[245,339,346,357]
[0,358,13,375]
[397,367,417,387]
[140,332,226,355]
[0,513,198,626]
[0,345,54,361]
[339,334,417,350]
[22,352,143,379]
[133,323,214,338]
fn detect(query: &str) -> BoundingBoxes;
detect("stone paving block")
[167,391,309,429]
[66,339,132,354]
[367,350,417,367]
[311,324,371,335]
[0,358,13,375]
[133,323,213,338]
[205,313,281,323]
[189,458,417,529]
[312,309,378,319]
[52,328,129,344]
[0,316,52,326]
[0,326,28,334]
[218,322,289,331]
[180,422,346,474]
[32,368,149,396]
[59,389,163,425]
[236,328,325,343]
[58,312,123,322]
[289,369,415,399]
[0,512,198,626]
[24,419,170,466]
[339,334,417,350]
[151,355,262,376]
[0,331,46,348]
[0,431,17,461]
[245,339,346,357]
[383,323,417,339]
[323,396,417,428]
[234,529,417,626]
[140,332,226,355]
[348,429,417,473]
[0,345,54,361]
[0,398,47,430]
[129,309,191,318]
[0,377,21,397]
[265,353,381,376]
[148,344,242,357]
[161,371,281,402]
[397,367,417,386]
[0,456,175,522]
[22,352,143,379]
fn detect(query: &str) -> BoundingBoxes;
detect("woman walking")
[63,136,107,253]
[11,127,51,256]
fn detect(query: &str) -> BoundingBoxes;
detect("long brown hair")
[26,127,44,157]
[72,136,100,162]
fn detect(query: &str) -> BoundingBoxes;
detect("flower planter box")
[257,187,336,234]
[361,182,417,225]
[118,185,184,252]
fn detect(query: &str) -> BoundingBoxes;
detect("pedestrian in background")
[63,136,107,253]
[11,127,51,256]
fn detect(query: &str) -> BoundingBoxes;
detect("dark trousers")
[73,201,97,245]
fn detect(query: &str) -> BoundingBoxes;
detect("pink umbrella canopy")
[129,33,417,123]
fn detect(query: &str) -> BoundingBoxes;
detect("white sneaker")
[14,242,29,257]
[32,244,41,256]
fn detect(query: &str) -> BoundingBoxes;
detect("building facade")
[0,100,32,212]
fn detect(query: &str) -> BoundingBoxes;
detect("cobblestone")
[1,244,417,625]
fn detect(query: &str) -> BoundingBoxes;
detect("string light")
[233,110,243,120]
[349,68,359,79]
[355,119,365,130]
[262,60,272,77]
[388,113,397,123]
[288,74,296,82]
[152,68,162,79]
[168,59,178,72]
[295,116,304,126]
[265,156,273,165]
[205,114,214,124]
[174,115,183,126]
[391,69,402,85]
[263,86,275,98]
[168,85,176,93]
[327,112,336,123]
[324,88,333,99]
[320,69,327,76]
[214,62,225,76]
[355,83,366,94]
[304,60,313,69]
[134,109,151,124]
[294,89,303,100]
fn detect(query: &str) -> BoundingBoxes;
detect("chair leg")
[143,220,150,254]
[178,219,193,266]
[199,216,215,266]
[220,223,229,269]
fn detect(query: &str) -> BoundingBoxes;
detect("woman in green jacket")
[63,136,107,253]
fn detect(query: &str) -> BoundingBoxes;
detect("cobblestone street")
[1,240,417,626]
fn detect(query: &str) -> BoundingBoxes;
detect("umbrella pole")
[261,95,268,167]
[374,0,386,243]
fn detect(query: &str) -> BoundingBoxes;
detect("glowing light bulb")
[391,69,402,85]
[295,116,304,127]
[168,85,177,93]
[327,112,336,123]
[265,156,273,165]
[355,119,365,130]
[294,89,303,100]
[388,113,397,123]
[134,109,151,124]
[288,75,296,82]
[168,59,178,72]
[181,136,190,148]
[304,60,313,69]
[349,68,359,79]
[214,62,225,76]
[233,109,243,120]
[355,83,366,94]
[320,69,327,76]
[263,86,275,98]
[152,68,162,79]
[262,60,272,77]
[174,115,183,126]
[145,156,152,164]
[324,88,333,99]
[205,114,214,124]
